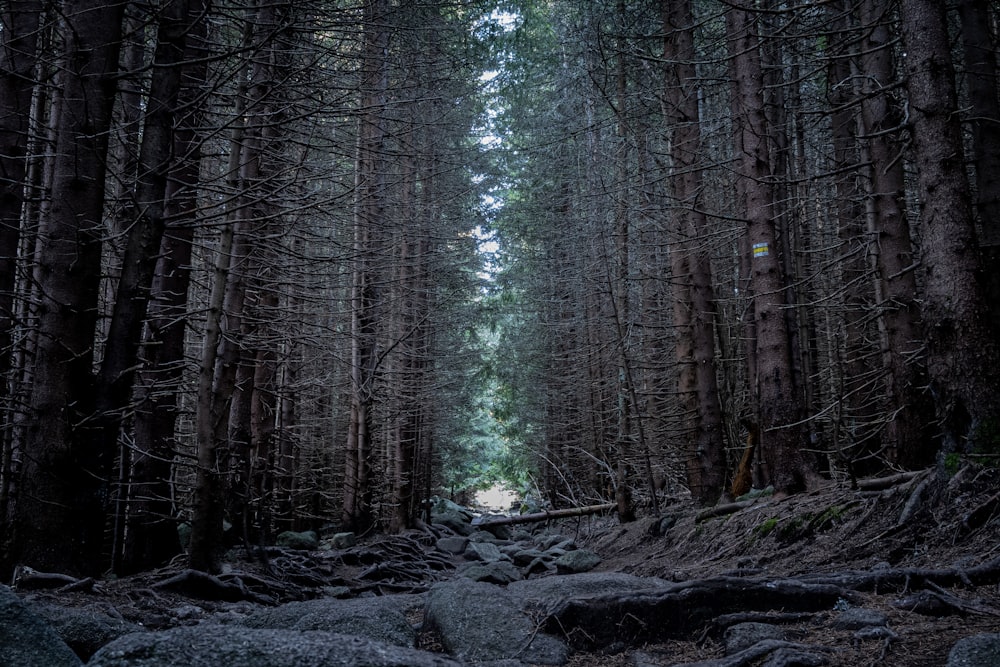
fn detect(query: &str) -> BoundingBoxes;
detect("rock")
[458,560,523,585]
[424,578,568,665]
[947,633,1000,667]
[464,540,506,562]
[507,571,669,602]
[0,585,82,667]
[275,530,319,550]
[511,547,546,566]
[330,532,357,549]
[88,625,461,667]
[242,595,423,647]
[26,600,144,660]
[535,534,569,550]
[436,536,470,554]
[724,622,785,654]
[553,549,601,573]
[432,512,474,536]
[468,529,499,543]
[831,607,887,630]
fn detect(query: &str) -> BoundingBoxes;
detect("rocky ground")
[3,462,999,666]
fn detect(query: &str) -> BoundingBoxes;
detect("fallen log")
[471,502,616,527]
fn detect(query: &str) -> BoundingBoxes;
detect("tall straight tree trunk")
[124,0,209,574]
[343,0,389,533]
[827,1,880,474]
[663,0,726,505]
[898,0,1000,454]
[856,0,935,467]
[6,1,126,576]
[0,0,43,540]
[727,2,812,495]
[956,1,1000,334]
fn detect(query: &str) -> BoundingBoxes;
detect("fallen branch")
[471,503,615,527]
[856,469,928,492]
[695,500,754,523]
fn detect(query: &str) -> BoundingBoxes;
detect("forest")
[0,0,998,582]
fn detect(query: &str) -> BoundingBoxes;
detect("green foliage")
[755,517,779,536]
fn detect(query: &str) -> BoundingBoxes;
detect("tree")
[6,0,127,577]
[726,1,812,494]
[898,0,1000,455]
[662,0,726,505]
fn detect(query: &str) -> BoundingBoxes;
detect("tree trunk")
[123,0,209,575]
[343,0,390,533]
[663,0,726,506]
[727,2,812,495]
[956,0,1000,336]
[0,0,43,549]
[898,0,1000,455]
[8,1,126,577]
[856,0,936,468]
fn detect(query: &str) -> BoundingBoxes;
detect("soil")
[14,463,1000,666]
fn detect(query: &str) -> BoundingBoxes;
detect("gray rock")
[242,595,423,647]
[464,540,505,562]
[553,549,601,573]
[511,548,546,566]
[507,571,669,602]
[88,625,461,667]
[331,532,357,549]
[947,633,1000,667]
[458,560,523,585]
[424,578,568,665]
[432,513,474,536]
[0,585,82,667]
[468,529,499,543]
[26,600,143,660]
[724,622,785,654]
[832,607,888,630]
[436,536,470,554]
[275,530,319,550]
[535,534,569,550]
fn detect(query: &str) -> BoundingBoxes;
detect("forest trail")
[6,464,1000,666]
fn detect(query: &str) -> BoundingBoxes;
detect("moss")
[755,517,779,536]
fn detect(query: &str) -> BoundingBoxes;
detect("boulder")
[87,625,461,667]
[457,560,523,585]
[242,595,423,647]
[25,600,143,660]
[464,540,506,563]
[330,532,357,549]
[947,633,1000,667]
[424,578,568,665]
[553,549,601,574]
[0,585,82,667]
[507,571,669,602]
[435,536,469,554]
[275,530,319,550]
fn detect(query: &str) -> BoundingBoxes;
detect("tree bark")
[726,2,812,494]
[856,0,936,468]
[663,0,726,506]
[899,0,1000,455]
[956,0,1000,336]
[343,0,390,533]
[9,1,126,577]
[124,0,209,575]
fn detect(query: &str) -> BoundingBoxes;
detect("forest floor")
[17,463,1000,666]
[567,463,1000,666]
